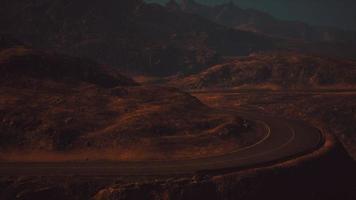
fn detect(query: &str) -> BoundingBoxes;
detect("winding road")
[0,110,323,176]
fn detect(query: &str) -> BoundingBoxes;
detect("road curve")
[0,111,323,176]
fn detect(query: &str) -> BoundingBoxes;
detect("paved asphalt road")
[0,110,323,176]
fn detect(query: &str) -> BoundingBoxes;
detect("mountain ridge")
[169,0,356,43]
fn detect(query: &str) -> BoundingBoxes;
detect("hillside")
[0,43,254,160]
[0,47,136,88]
[0,0,276,76]
[172,52,356,89]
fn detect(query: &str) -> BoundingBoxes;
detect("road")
[0,110,323,176]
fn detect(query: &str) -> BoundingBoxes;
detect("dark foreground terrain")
[0,90,355,200]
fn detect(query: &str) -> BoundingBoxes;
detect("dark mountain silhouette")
[174,0,356,44]
[0,0,275,76]
[1,0,355,77]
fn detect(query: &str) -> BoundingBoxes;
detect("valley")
[1,0,356,199]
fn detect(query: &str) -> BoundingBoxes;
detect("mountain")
[175,0,356,44]
[0,48,136,88]
[0,0,276,76]
[171,51,356,89]
[2,0,355,77]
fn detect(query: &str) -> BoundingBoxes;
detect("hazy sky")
[145,0,356,30]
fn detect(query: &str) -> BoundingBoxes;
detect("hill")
[171,52,356,90]
[0,42,253,160]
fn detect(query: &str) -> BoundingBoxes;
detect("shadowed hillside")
[0,0,276,76]
[0,47,136,88]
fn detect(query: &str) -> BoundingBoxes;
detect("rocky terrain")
[172,52,356,89]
